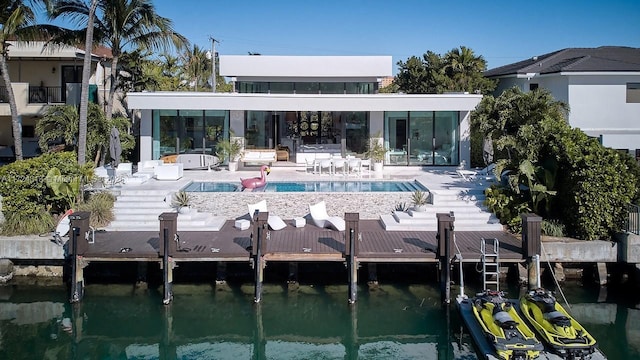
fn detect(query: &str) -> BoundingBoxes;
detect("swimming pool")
[183,181,428,193]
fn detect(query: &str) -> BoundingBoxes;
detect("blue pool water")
[183,180,428,192]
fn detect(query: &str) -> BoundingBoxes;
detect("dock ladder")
[481,238,500,291]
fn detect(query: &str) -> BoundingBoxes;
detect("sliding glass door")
[384,111,459,166]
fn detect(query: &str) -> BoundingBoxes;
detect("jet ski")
[472,290,543,360]
[520,288,597,359]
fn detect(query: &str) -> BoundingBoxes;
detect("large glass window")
[383,111,459,166]
[245,111,272,148]
[627,83,640,103]
[320,82,345,94]
[344,112,368,155]
[296,82,320,94]
[270,82,294,94]
[346,82,376,94]
[152,110,229,159]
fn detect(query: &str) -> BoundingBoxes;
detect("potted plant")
[171,190,192,214]
[411,189,429,212]
[215,137,243,172]
[366,133,386,172]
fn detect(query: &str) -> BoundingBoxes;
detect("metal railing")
[628,203,640,235]
[28,86,63,104]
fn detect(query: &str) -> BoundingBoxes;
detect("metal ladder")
[481,238,500,291]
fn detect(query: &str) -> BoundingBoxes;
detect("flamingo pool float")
[240,165,270,190]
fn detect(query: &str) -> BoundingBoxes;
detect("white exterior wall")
[220,56,392,78]
[139,109,152,161]
[567,74,640,137]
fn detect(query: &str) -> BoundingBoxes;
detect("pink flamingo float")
[240,165,271,190]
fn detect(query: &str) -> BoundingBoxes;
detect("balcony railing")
[28,86,63,104]
[628,203,640,235]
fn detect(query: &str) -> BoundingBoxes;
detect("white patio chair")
[247,200,287,231]
[456,163,496,181]
[308,201,345,231]
[332,157,348,176]
[318,159,333,175]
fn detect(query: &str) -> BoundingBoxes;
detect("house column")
[139,109,153,161]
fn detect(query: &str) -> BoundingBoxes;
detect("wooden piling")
[252,212,269,303]
[69,212,90,303]
[437,213,455,304]
[159,212,178,305]
[521,213,542,289]
[345,213,359,304]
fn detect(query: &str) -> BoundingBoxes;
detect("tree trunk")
[105,55,119,121]
[0,54,23,161]
[77,0,98,165]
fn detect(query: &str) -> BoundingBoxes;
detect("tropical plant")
[394,202,409,212]
[541,219,566,237]
[394,47,496,95]
[1,205,54,236]
[365,132,386,163]
[36,103,114,164]
[45,167,81,210]
[180,43,211,91]
[411,190,429,206]
[0,0,51,161]
[49,0,188,121]
[215,137,243,162]
[171,190,191,210]
[77,191,115,227]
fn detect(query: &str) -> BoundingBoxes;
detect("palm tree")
[0,0,49,161]
[180,44,211,91]
[50,0,188,120]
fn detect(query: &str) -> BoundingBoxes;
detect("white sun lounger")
[247,200,287,231]
[308,200,345,231]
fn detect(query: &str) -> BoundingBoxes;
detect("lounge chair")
[456,163,496,181]
[308,200,345,231]
[247,200,287,231]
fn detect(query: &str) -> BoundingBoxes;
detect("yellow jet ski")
[472,290,543,360]
[520,288,597,359]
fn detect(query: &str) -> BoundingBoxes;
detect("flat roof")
[127,92,482,112]
[219,55,392,78]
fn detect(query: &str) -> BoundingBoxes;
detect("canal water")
[0,276,637,359]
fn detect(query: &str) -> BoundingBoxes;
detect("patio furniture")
[154,163,184,181]
[176,154,220,170]
[293,217,306,228]
[308,200,345,231]
[456,163,496,181]
[247,200,287,230]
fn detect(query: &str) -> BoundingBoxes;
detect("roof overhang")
[127,92,482,112]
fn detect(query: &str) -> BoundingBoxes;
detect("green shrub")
[1,205,54,235]
[0,152,93,235]
[541,219,566,237]
[77,191,115,228]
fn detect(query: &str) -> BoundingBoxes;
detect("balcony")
[28,86,63,104]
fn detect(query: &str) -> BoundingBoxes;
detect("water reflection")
[0,283,636,359]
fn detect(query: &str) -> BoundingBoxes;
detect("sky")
[150,0,640,72]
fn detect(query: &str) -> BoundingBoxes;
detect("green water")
[0,280,636,359]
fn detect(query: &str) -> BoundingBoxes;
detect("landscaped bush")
[77,191,115,228]
[541,219,566,237]
[0,152,93,235]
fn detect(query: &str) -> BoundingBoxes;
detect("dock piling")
[252,212,269,303]
[345,213,359,304]
[159,212,178,305]
[69,212,90,303]
[521,214,542,289]
[437,212,455,304]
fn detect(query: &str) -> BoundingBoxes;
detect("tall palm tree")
[0,0,48,161]
[180,44,211,91]
[50,0,187,120]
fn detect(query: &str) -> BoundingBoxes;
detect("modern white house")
[484,46,640,157]
[0,41,113,160]
[127,55,482,167]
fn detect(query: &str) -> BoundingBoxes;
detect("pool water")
[183,181,428,192]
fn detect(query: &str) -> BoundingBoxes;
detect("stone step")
[391,211,497,224]
[106,215,226,232]
[115,195,170,203]
[379,214,504,231]
[113,203,172,211]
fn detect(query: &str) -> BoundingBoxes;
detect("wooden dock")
[81,220,524,264]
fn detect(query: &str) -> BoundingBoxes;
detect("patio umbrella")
[482,137,494,166]
[109,126,122,167]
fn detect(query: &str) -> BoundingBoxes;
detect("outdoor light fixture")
[52,67,56,74]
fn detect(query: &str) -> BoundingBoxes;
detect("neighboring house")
[484,46,640,157]
[128,55,482,167]
[0,41,113,160]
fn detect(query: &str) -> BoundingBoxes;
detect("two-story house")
[0,41,112,160]
[128,55,482,167]
[484,46,640,158]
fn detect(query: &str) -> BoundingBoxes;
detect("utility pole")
[209,36,219,93]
